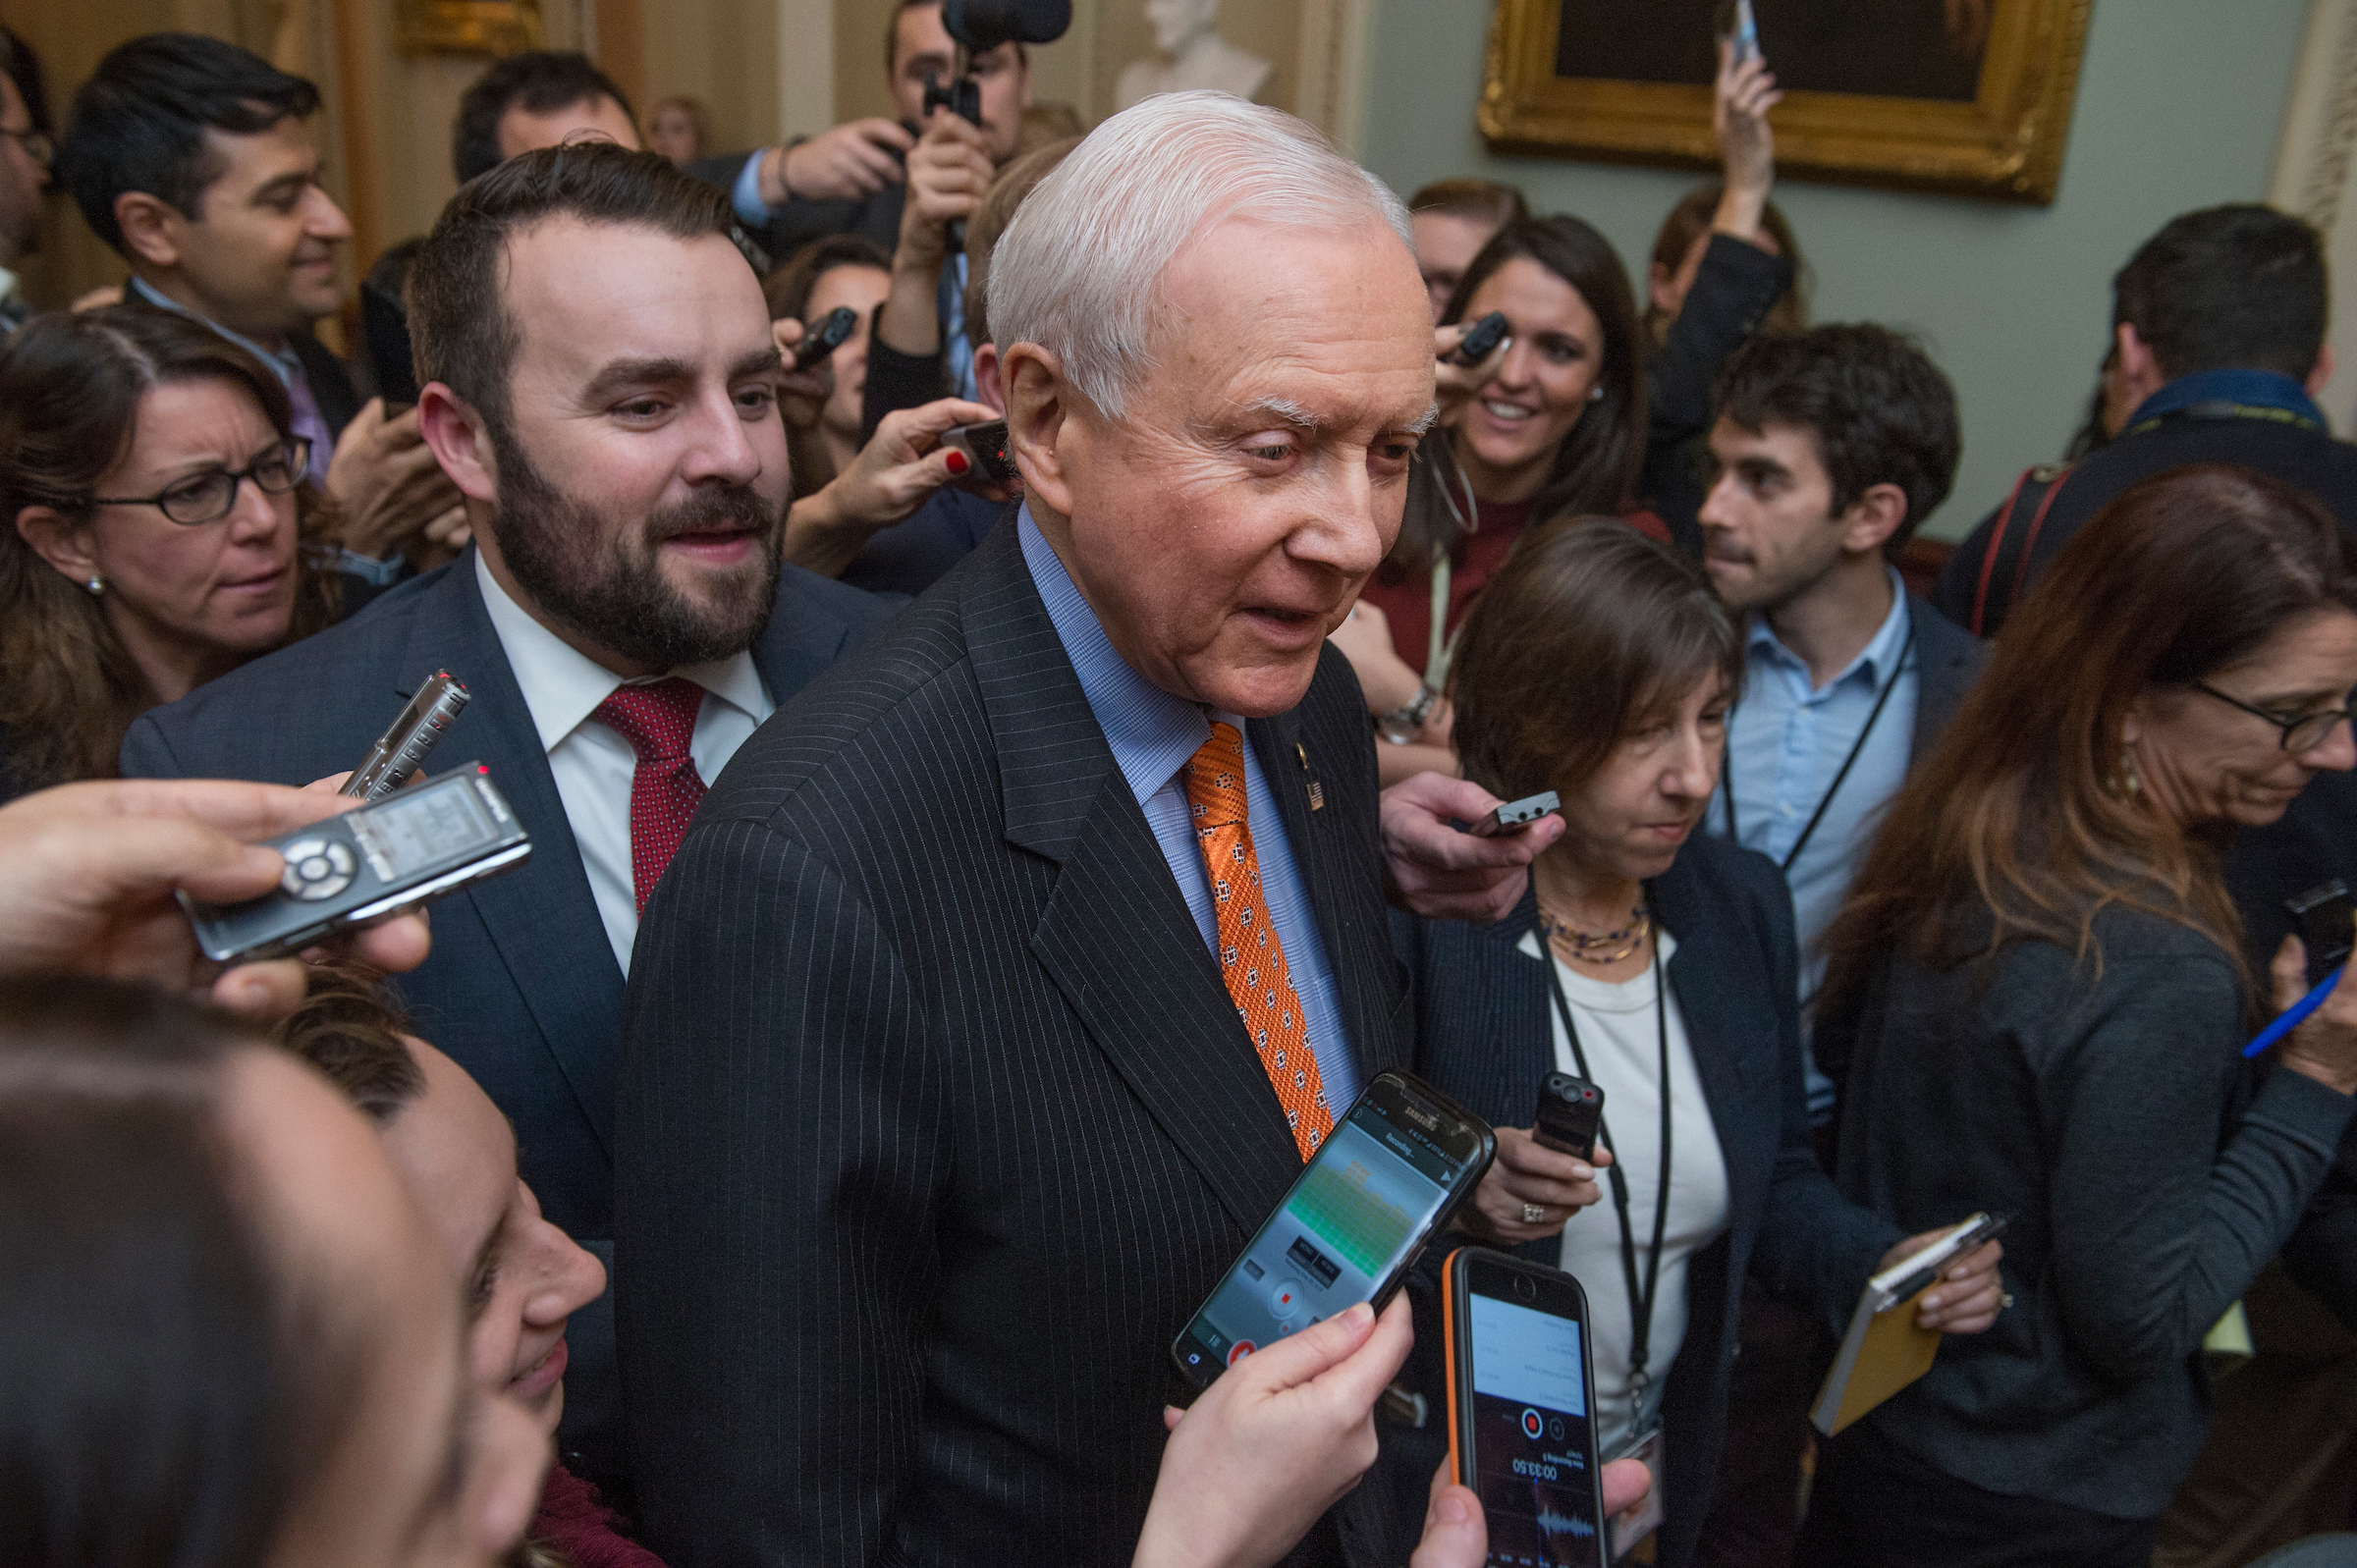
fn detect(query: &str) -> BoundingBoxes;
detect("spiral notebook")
[1811,1213,2004,1437]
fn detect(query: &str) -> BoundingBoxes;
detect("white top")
[474,554,774,972]
[1520,928,1732,1454]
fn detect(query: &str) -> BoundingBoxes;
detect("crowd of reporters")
[4,8,2357,1568]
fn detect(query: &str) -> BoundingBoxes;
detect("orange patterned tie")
[1185,722,1335,1162]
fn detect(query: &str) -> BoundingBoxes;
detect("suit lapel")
[397,556,627,1152]
[1251,704,1385,1080]
[1652,870,1765,1194]
[960,525,1306,1228]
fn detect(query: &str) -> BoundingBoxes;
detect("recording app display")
[1176,1091,1468,1379]
[1468,1290,1603,1568]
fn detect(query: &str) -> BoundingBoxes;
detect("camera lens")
[1512,1274,1537,1303]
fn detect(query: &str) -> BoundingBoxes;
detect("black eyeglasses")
[0,126,49,170]
[88,437,312,526]
[2191,679,2356,752]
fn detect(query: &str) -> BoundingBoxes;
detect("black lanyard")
[1539,898,1672,1397]
[1722,622,1917,873]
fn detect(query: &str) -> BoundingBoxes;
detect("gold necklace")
[1538,902,1650,965]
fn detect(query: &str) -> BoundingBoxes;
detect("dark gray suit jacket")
[615,518,1411,1567]
[1907,593,1985,763]
[120,548,891,1490]
[1389,842,1900,1568]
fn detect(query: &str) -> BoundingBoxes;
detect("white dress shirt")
[1522,929,1732,1454]
[474,554,774,972]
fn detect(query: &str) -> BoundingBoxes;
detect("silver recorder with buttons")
[181,763,532,963]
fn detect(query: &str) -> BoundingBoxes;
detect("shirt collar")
[2126,367,2326,431]
[1018,506,1217,806]
[127,275,303,387]
[1747,566,1913,689]
[472,550,767,754]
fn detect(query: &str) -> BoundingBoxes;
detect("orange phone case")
[1441,1246,1469,1488]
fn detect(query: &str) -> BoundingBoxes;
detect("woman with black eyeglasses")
[0,306,348,801]
[1797,464,2357,1566]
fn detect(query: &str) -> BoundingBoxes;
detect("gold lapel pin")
[1295,743,1309,771]
[1308,782,1326,812]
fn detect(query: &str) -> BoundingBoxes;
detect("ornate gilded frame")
[394,0,545,56]
[1478,0,2096,204]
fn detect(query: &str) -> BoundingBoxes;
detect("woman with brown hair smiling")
[1801,464,2357,1565]
[0,306,345,801]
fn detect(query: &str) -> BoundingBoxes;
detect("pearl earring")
[83,574,104,596]
[1589,386,1606,401]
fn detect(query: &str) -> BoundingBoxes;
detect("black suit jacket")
[119,549,891,1487]
[615,518,1412,1567]
[685,148,904,264]
[1387,841,1897,1568]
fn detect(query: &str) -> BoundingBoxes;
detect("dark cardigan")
[1816,901,2357,1518]
[1376,834,1896,1568]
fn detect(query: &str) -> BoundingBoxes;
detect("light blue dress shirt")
[1706,570,1915,1115]
[1018,509,1360,1110]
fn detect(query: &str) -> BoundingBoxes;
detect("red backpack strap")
[1969,463,2069,635]
[2004,464,2075,617]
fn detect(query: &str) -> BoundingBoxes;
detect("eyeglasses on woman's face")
[2191,679,2357,753]
[87,436,312,526]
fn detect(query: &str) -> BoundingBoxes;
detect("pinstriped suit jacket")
[615,518,1412,1567]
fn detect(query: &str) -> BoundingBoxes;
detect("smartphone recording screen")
[1469,1288,1603,1567]
[1174,1081,1473,1380]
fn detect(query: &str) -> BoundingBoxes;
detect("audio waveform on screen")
[1290,1160,1411,1276]
[1535,1504,1598,1541]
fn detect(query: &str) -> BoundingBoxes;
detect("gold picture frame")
[1478,0,2095,204]
[395,0,545,56]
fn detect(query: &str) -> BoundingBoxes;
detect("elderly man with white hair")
[615,91,1571,1566]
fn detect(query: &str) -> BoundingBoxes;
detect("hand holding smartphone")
[1444,1248,1607,1567]
[1172,1072,1494,1389]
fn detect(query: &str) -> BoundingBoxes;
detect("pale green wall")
[1355,0,2313,541]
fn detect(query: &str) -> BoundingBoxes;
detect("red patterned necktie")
[592,677,709,914]
[1185,722,1335,1162]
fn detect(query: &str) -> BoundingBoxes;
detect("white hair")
[987,90,1413,419]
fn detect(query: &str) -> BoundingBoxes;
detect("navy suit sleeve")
[1735,854,1903,1325]
[616,817,946,1567]
[120,711,187,780]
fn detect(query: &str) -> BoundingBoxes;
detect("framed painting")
[1478,0,2095,203]
[395,0,544,55]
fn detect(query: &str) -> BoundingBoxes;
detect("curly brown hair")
[0,306,344,792]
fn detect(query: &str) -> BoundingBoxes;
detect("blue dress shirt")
[1707,570,1915,1113]
[732,155,977,401]
[1018,509,1360,1109]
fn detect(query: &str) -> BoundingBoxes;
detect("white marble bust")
[1116,0,1272,111]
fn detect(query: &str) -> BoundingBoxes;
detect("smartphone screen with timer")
[1445,1247,1606,1568]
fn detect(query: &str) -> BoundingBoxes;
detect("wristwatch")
[1376,687,1440,745]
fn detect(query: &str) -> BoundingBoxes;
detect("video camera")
[921,0,1071,131]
